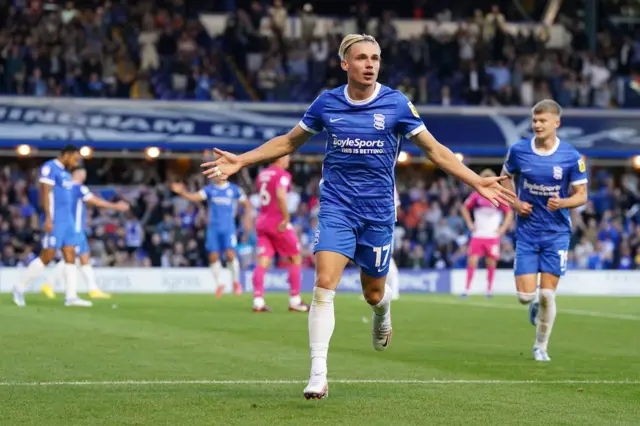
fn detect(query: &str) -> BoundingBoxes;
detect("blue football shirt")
[199,183,246,233]
[503,138,588,241]
[299,83,425,225]
[38,159,74,224]
[70,183,94,234]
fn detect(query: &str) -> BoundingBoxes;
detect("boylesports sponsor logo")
[331,134,384,148]
[331,134,385,155]
[523,179,561,196]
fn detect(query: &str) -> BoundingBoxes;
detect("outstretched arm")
[411,130,515,207]
[201,125,313,180]
[171,183,206,203]
[86,196,129,212]
[237,125,312,168]
[411,129,484,189]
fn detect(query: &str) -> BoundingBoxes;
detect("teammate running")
[201,34,515,398]
[461,169,513,298]
[501,99,588,361]
[251,155,309,313]
[171,177,249,297]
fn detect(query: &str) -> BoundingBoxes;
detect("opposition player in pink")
[460,169,513,298]
[253,155,309,313]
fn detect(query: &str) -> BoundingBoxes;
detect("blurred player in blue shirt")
[502,99,588,362]
[201,34,515,399]
[171,178,249,297]
[13,145,93,307]
[45,167,130,300]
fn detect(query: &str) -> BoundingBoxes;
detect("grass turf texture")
[1,294,639,425]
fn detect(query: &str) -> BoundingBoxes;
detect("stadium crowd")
[1,158,639,271]
[0,0,639,105]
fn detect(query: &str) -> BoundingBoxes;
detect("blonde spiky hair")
[338,34,381,60]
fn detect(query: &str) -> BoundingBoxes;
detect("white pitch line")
[0,379,638,386]
[424,299,640,321]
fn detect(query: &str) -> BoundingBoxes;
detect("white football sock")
[371,283,391,318]
[64,263,78,299]
[80,264,99,292]
[535,289,557,351]
[210,261,222,288]
[230,258,240,284]
[52,260,66,287]
[387,258,400,299]
[309,286,335,375]
[19,257,46,291]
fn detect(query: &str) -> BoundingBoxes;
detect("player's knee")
[312,286,335,305]
[517,292,536,305]
[314,273,336,291]
[539,288,556,308]
[363,287,384,306]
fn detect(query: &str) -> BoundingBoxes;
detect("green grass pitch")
[1,293,639,425]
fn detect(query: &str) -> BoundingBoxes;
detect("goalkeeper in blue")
[201,34,515,399]
[501,99,588,362]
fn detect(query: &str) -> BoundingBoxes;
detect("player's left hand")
[547,193,564,211]
[474,176,516,208]
[201,148,242,180]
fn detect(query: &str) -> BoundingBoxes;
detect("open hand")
[474,175,516,208]
[201,148,243,180]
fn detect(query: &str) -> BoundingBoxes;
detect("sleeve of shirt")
[80,184,93,201]
[278,173,291,190]
[39,163,55,186]
[396,93,426,139]
[502,145,519,176]
[198,186,210,201]
[299,91,326,135]
[570,151,588,186]
[463,192,477,209]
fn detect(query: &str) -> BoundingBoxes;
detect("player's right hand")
[201,148,242,180]
[44,217,53,234]
[514,200,533,217]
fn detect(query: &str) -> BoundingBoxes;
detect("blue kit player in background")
[501,99,588,362]
[171,177,250,297]
[201,33,515,399]
[45,167,130,299]
[13,145,93,307]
